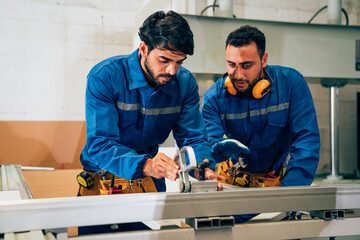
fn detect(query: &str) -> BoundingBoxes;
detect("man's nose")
[233,66,244,80]
[166,64,177,75]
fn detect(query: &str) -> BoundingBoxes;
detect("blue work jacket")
[80,49,215,192]
[202,65,320,186]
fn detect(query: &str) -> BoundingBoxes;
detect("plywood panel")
[0,121,85,169]
[22,169,81,198]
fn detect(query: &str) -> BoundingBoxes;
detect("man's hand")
[211,139,250,163]
[143,153,179,181]
[194,160,226,191]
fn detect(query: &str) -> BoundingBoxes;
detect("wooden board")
[0,121,85,169]
[22,169,82,199]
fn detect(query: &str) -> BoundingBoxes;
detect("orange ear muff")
[224,76,237,96]
[225,68,273,98]
[252,79,270,99]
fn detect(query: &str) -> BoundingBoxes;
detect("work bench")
[1,164,360,240]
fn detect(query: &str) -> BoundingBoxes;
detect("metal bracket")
[185,216,235,230]
[310,210,345,220]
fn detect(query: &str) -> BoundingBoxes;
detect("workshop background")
[0,0,359,175]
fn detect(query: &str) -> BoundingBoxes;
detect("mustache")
[158,74,174,78]
[232,78,249,83]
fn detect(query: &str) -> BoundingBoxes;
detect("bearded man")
[78,11,224,235]
[201,25,320,223]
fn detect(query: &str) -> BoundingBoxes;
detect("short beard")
[144,57,173,87]
[231,68,263,94]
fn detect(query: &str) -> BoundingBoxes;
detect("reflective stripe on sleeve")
[117,102,181,115]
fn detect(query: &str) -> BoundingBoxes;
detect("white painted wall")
[0,0,359,173]
[0,0,171,120]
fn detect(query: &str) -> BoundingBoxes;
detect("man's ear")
[262,52,268,69]
[139,41,148,57]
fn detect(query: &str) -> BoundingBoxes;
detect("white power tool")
[174,146,217,193]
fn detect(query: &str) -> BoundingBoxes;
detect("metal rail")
[0,165,33,199]
[66,217,360,240]
[1,185,360,233]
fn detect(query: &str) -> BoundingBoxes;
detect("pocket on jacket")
[267,109,288,127]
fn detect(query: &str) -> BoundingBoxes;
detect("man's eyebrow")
[241,61,255,65]
[160,56,187,62]
[178,56,187,62]
[226,60,255,65]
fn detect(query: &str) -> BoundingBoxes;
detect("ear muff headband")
[224,68,273,99]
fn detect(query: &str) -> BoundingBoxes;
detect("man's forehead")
[226,44,259,61]
[226,42,258,52]
[153,48,187,60]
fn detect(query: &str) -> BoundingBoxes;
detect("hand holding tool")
[143,153,179,181]
[211,139,250,166]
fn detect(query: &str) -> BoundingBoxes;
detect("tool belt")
[216,159,284,188]
[78,170,157,196]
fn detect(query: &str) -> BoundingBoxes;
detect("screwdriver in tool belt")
[109,174,123,195]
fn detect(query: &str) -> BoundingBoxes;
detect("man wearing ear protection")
[202,25,320,223]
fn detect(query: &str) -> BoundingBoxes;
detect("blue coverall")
[202,65,320,223]
[79,49,215,234]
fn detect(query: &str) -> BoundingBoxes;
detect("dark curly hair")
[226,25,266,58]
[138,11,194,55]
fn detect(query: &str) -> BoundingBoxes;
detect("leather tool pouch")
[99,176,157,195]
[78,170,157,196]
[249,173,282,187]
[215,159,283,188]
[216,159,236,185]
